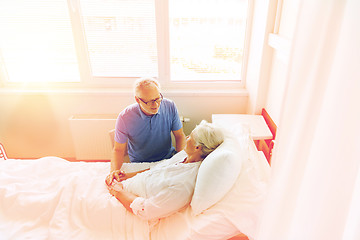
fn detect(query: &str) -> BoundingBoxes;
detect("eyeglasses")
[137,93,163,106]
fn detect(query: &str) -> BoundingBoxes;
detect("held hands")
[106,170,125,198]
[105,170,125,186]
[105,170,135,186]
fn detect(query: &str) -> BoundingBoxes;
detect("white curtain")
[256,0,360,239]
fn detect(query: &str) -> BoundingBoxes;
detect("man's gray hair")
[192,120,224,158]
[133,77,161,96]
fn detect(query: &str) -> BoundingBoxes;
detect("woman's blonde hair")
[192,120,224,158]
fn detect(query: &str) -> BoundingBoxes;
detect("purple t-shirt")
[114,98,182,163]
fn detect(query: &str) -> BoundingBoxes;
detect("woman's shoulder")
[151,151,187,169]
[167,150,187,164]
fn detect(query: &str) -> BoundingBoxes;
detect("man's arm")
[105,141,127,185]
[172,128,186,152]
[111,141,127,172]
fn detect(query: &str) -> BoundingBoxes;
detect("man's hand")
[106,169,148,186]
[105,170,125,186]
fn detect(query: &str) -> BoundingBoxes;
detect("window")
[80,0,158,78]
[0,0,250,88]
[169,0,248,81]
[0,1,80,83]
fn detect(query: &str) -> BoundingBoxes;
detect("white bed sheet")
[0,138,270,240]
[0,157,234,240]
[0,157,152,240]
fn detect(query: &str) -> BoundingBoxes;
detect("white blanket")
[0,139,269,240]
[0,157,153,240]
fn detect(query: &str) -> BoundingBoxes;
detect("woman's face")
[184,133,199,156]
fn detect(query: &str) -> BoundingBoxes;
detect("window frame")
[0,0,253,91]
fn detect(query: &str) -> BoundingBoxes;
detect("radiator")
[69,114,190,161]
[69,114,117,160]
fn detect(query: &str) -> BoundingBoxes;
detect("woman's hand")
[107,182,138,214]
[108,181,124,197]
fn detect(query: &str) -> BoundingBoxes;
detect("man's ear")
[135,96,140,104]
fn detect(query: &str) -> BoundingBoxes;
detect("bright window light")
[79,0,158,77]
[0,0,80,83]
[169,0,248,81]
[0,0,250,86]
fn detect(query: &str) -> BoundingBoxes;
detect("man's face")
[135,84,162,116]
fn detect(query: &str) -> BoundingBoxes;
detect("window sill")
[0,87,248,97]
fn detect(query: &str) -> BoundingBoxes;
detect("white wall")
[264,0,300,125]
[245,0,278,115]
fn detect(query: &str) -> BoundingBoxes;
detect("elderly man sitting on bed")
[106,120,224,220]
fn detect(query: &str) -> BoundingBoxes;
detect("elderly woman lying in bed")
[105,120,224,220]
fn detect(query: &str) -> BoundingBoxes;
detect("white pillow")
[205,135,271,239]
[188,212,241,239]
[190,124,251,216]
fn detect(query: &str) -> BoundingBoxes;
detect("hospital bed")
[0,111,274,240]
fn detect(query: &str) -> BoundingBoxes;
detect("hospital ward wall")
[263,0,299,125]
[0,91,247,159]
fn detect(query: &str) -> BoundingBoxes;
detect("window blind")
[169,0,248,81]
[79,0,158,78]
[0,0,80,83]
